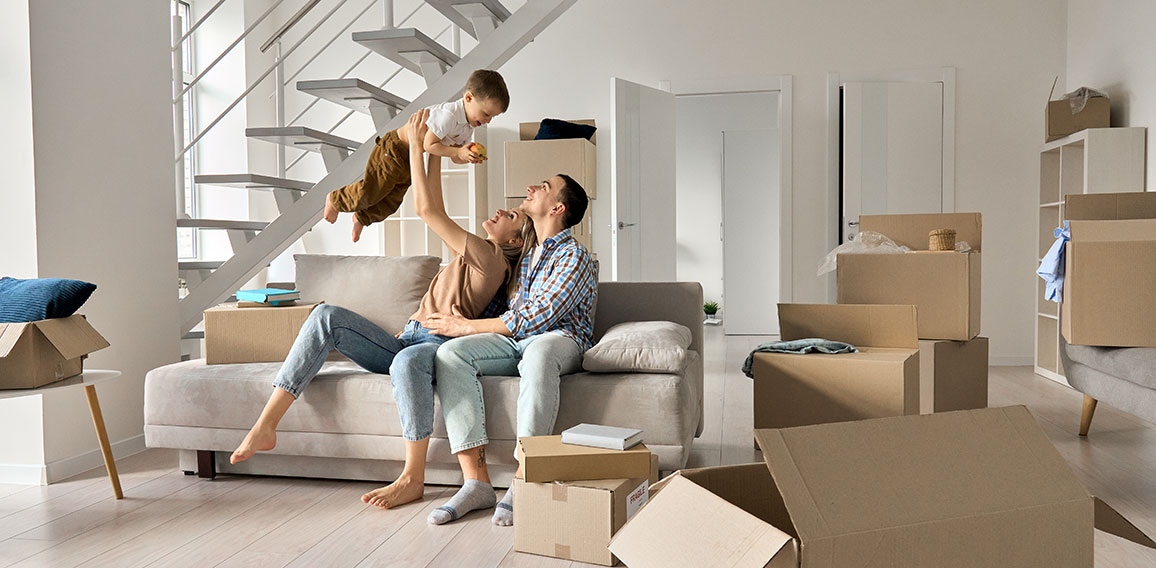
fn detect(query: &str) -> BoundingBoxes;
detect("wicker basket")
[929,229,957,251]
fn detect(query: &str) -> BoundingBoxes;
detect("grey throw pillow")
[583,321,693,373]
[294,254,441,333]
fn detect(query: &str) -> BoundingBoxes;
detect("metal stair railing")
[177,0,580,335]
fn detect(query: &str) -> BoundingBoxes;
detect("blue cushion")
[0,277,97,323]
[534,118,596,141]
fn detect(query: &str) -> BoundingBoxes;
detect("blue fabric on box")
[741,338,858,378]
[1037,221,1070,303]
[0,277,97,323]
[534,118,596,141]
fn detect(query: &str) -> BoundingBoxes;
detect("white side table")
[0,370,124,499]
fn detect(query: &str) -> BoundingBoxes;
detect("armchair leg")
[1079,395,1098,437]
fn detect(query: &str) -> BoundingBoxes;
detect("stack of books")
[235,288,301,307]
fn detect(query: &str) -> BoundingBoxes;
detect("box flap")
[608,474,795,568]
[1094,497,1156,549]
[1065,192,1156,221]
[778,304,918,349]
[0,323,32,358]
[860,212,982,251]
[754,406,1089,542]
[34,316,110,360]
[1068,219,1156,243]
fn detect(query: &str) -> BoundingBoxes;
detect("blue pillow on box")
[534,118,596,141]
[0,277,97,323]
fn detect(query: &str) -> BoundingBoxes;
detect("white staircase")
[175,0,579,337]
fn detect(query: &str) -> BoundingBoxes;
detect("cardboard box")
[1061,193,1156,347]
[918,337,988,413]
[504,120,596,199]
[1047,97,1110,142]
[518,435,652,483]
[0,315,109,389]
[838,212,982,340]
[514,454,659,566]
[751,304,919,430]
[204,302,320,365]
[609,407,1156,568]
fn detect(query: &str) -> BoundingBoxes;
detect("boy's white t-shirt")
[425,99,474,146]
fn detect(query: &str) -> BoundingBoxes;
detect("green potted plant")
[703,301,720,324]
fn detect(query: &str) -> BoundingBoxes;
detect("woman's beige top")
[410,232,508,323]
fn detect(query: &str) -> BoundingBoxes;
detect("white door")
[842,81,944,242]
[723,129,780,335]
[610,78,676,281]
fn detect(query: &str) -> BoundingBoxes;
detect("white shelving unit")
[382,128,488,262]
[1035,127,1146,386]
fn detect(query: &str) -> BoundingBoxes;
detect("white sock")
[428,479,496,525]
[492,485,514,526]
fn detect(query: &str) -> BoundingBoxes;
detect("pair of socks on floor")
[427,480,515,526]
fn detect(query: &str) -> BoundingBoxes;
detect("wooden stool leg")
[84,385,123,499]
[1079,395,1098,437]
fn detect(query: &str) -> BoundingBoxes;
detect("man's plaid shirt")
[499,228,597,350]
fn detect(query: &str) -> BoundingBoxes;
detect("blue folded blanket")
[742,338,858,378]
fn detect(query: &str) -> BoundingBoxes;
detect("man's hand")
[455,145,481,164]
[406,109,429,147]
[424,305,476,337]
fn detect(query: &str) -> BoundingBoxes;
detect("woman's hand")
[424,305,475,337]
[407,109,429,147]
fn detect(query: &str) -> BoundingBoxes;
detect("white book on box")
[561,423,644,451]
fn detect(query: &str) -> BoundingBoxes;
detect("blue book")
[235,288,300,304]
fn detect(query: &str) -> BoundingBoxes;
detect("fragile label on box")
[625,480,649,520]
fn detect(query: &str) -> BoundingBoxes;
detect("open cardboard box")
[1046,82,1110,142]
[0,315,110,389]
[204,302,321,365]
[609,406,1156,567]
[504,119,597,199]
[751,304,919,429]
[838,212,981,341]
[1062,192,1156,347]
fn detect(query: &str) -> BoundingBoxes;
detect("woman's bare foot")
[230,427,276,464]
[323,197,339,223]
[362,474,425,509]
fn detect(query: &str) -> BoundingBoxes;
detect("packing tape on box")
[554,544,571,560]
[552,483,568,502]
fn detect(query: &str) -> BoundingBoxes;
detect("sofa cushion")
[294,254,440,333]
[583,321,692,373]
[1064,343,1156,390]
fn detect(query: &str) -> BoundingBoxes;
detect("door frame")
[825,67,956,302]
[659,75,794,305]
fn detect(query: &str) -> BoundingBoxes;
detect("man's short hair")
[556,174,588,230]
[466,70,509,112]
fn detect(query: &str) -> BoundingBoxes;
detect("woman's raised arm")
[407,110,468,256]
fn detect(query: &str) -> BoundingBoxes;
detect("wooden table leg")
[1079,394,1098,437]
[84,384,123,499]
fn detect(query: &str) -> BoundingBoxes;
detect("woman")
[230,110,533,513]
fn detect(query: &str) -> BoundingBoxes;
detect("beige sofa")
[144,255,704,487]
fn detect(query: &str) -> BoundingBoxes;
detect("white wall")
[0,0,38,280]
[487,0,1067,364]
[0,0,180,482]
[675,92,779,308]
[1067,0,1156,187]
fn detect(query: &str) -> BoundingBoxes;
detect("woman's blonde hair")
[498,217,536,300]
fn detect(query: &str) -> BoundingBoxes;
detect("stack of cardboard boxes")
[514,435,658,566]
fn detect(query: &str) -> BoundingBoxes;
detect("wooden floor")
[2,327,1155,567]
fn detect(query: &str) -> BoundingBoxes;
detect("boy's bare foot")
[352,219,365,243]
[323,197,339,224]
[230,427,276,464]
[362,474,425,509]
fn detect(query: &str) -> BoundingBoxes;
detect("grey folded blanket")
[742,338,858,378]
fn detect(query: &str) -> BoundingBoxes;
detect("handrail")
[260,0,321,53]
[175,0,289,102]
[177,0,353,159]
[172,0,227,50]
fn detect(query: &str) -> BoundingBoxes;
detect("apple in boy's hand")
[468,142,487,161]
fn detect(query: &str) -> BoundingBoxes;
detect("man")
[422,174,595,526]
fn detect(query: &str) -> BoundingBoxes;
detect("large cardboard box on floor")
[514,454,658,566]
[504,120,597,199]
[609,407,1156,568]
[837,212,981,340]
[1062,192,1156,347]
[518,435,652,483]
[0,315,110,389]
[918,337,988,413]
[751,304,919,429]
[204,302,320,365]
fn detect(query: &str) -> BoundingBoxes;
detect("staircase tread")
[352,27,460,75]
[297,78,410,112]
[194,173,313,192]
[177,219,269,231]
[426,0,510,39]
[246,126,360,151]
[179,260,225,269]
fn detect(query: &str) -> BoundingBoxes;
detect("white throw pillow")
[583,321,693,373]
[294,254,441,333]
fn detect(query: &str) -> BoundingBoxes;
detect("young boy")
[323,69,509,242]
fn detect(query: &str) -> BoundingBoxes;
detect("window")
[174,0,197,259]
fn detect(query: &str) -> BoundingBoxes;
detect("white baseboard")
[990,357,1034,366]
[0,434,148,485]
